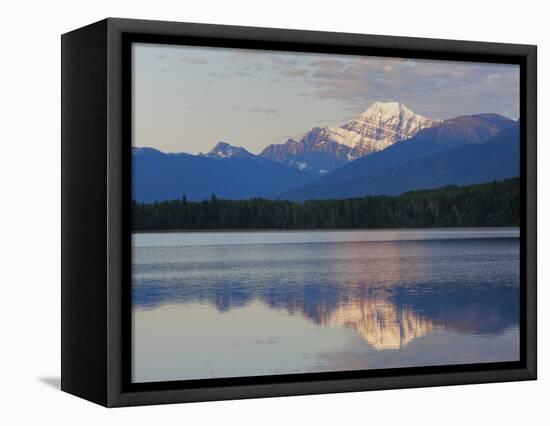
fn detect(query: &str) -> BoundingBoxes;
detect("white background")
[0,0,546,424]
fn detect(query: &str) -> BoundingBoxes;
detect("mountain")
[336,101,440,151]
[259,127,352,175]
[346,123,520,196]
[280,114,516,200]
[202,142,256,159]
[260,101,439,175]
[132,146,315,202]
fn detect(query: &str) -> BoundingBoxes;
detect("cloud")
[309,59,347,79]
[208,72,231,78]
[249,108,279,115]
[282,68,310,77]
[268,55,310,78]
[208,70,252,78]
[221,50,518,118]
[162,45,519,120]
[291,55,520,119]
[269,56,300,67]
[179,57,208,65]
[242,62,266,72]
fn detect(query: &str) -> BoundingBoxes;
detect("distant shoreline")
[132,226,520,235]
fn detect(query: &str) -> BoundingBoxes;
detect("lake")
[132,228,520,383]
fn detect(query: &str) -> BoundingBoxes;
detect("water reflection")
[328,297,440,350]
[132,230,520,381]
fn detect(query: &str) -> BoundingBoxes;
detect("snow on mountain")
[330,101,440,153]
[203,142,255,159]
[260,102,440,173]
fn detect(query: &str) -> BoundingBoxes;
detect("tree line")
[132,177,520,231]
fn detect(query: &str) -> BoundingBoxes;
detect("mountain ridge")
[279,120,518,200]
[132,148,315,202]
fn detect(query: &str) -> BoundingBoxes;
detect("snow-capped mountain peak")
[330,101,441,151]
[260,101,441,175]
[360,101,412,121]
[359,101,436,131]
[204,142,253,159]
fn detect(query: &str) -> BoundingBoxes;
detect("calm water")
[132,228,520,383]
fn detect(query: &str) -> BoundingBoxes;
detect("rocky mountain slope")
[260,101,439,174]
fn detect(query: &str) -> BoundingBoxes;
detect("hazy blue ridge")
[132,147,316,202]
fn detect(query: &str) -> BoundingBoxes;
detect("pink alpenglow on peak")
[330,101,441,152]
[261,101,440,174]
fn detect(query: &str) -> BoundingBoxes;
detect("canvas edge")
[61,18,110,406]
[58,17,537,408]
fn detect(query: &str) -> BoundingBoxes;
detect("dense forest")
[132,178,520,231]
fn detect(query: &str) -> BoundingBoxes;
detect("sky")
[132,42,520,155]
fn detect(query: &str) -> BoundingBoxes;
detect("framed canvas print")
[61,18,537,407]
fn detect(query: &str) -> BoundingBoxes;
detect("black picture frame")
[61,17,537,407]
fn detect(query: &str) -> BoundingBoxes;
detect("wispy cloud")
[208,70,252,78]
[179,57,208,65]
[268,55,310,78]
[249,108,279,115]
[293,55,519,119]
[208,72,232,78]
[186,49,519,119]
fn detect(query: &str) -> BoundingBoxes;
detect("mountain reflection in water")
[328,298,440,350]
[132,229,520,381]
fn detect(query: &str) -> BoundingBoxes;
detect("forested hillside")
[132,178,519,231]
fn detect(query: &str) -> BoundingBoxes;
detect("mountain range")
[132,146,315,202]
[280,113,517,200]
[132,101,519,202]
